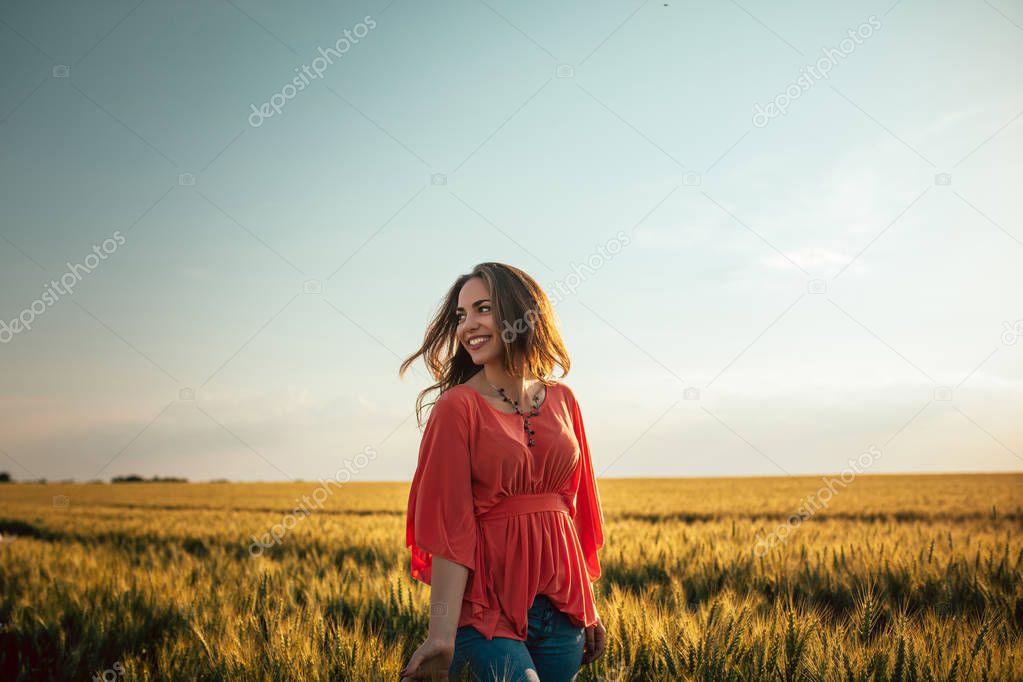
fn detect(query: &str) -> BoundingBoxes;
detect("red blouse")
[405,380,605,641]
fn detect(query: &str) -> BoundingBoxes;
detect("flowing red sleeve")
[568,391,605,582]
[405,390,477,584]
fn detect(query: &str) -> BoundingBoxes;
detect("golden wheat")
[0,473,1020,680]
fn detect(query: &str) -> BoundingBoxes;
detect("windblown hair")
[399,262,570,428]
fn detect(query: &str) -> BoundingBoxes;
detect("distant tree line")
[0,472,189,483]
[111,475,189,483]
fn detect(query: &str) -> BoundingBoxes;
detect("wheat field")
[0,473,1021,681]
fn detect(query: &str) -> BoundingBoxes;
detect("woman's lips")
[467,335,491,351]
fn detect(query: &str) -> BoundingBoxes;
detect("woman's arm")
[567,389,605,583]
[399,556,469,679]
[401,391,477,680]
[426,555,468,642]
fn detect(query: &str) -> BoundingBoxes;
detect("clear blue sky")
[1,0,1020,482]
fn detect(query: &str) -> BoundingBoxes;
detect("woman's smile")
[466,334,492,351]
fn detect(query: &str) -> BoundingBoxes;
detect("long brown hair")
[398,262,571,428]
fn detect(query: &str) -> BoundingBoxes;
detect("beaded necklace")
[487,380,545,447]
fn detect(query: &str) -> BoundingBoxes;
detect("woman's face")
[456,277,499,365]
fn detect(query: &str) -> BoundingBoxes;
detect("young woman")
[398,262,607,682]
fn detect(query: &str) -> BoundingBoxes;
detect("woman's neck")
[478,366,541,404]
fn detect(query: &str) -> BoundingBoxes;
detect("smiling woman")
[397,262,607,682]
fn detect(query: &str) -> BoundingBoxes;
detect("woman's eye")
[456,306,486,323]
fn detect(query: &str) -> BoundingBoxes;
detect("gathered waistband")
[476,492,569,521]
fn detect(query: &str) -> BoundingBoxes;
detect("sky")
[0,0,1021,483]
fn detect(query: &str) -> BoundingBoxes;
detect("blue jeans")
[448,594,585,682]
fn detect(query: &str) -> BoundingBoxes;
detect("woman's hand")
[399,636,455,681]
[581,615,607,665]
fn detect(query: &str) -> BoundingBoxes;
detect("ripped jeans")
[448,594,585,682]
